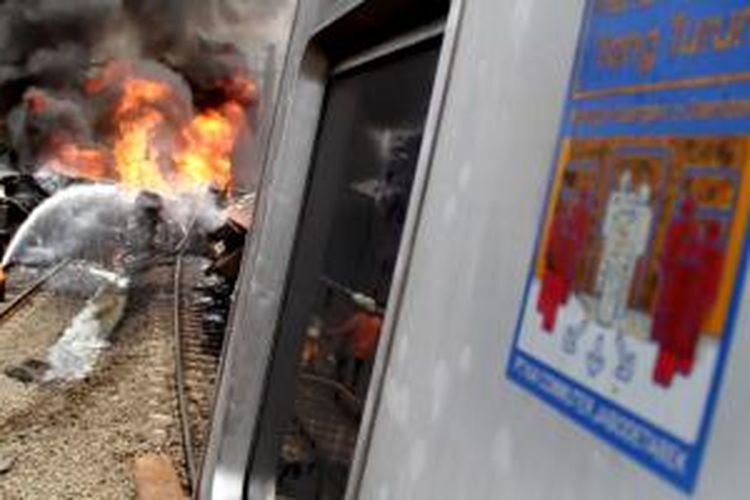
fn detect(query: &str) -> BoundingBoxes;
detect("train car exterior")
[202,1,750,499]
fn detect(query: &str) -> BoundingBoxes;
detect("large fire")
[38,60,255,196]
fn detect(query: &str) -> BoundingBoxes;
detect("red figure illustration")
[538,193,592,333]
[652,199,725,387]
[676,221,724,376]
[538,206,568,333]
[652,198,700,386]
[568,193,593,302]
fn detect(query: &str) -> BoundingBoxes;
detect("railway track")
[0,260,71,321]
[0,259,188,499]
[0,253,227,496]
[173,254,226,492]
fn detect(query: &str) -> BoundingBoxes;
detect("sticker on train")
[507,0,750,493]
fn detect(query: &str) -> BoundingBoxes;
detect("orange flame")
[49,61,252,196]
[112,79,175,193]
[53,143,111,181]
[174,102,245,191]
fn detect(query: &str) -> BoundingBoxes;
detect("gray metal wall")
[357,1,750,499]
[199,1,328,498]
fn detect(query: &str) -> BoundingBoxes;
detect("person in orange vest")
[301,316,323,370]
[0,264,6,302]
[328,293,383,392]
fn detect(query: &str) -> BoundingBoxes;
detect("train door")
[249,12,449,500]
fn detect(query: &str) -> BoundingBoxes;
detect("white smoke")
[2,183,135,266]
[2,181,231,267]
[43,300,112,381]
[44,277,129,382]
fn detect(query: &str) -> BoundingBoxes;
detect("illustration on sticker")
[507,0,750,494]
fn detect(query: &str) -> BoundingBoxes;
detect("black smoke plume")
[0,0,259,178]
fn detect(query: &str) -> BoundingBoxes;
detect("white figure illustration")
[615,330,636,383]
[563,319,589,355]
[596,174,653,327]
[596,172,634,293]
[586,334,605,378]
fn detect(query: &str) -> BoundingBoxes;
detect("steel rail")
[0,260,71,321]
[173,212,230,496]
[173,252,198,492]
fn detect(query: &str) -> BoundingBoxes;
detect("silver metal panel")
[315,0,367,33]
[333,18,447,76]
[198,1,328,498]
[344,1,465,498]
[358,0,750,499]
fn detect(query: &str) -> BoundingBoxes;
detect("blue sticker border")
[505,0,750,494]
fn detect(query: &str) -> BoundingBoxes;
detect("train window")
[258,37,443,499]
